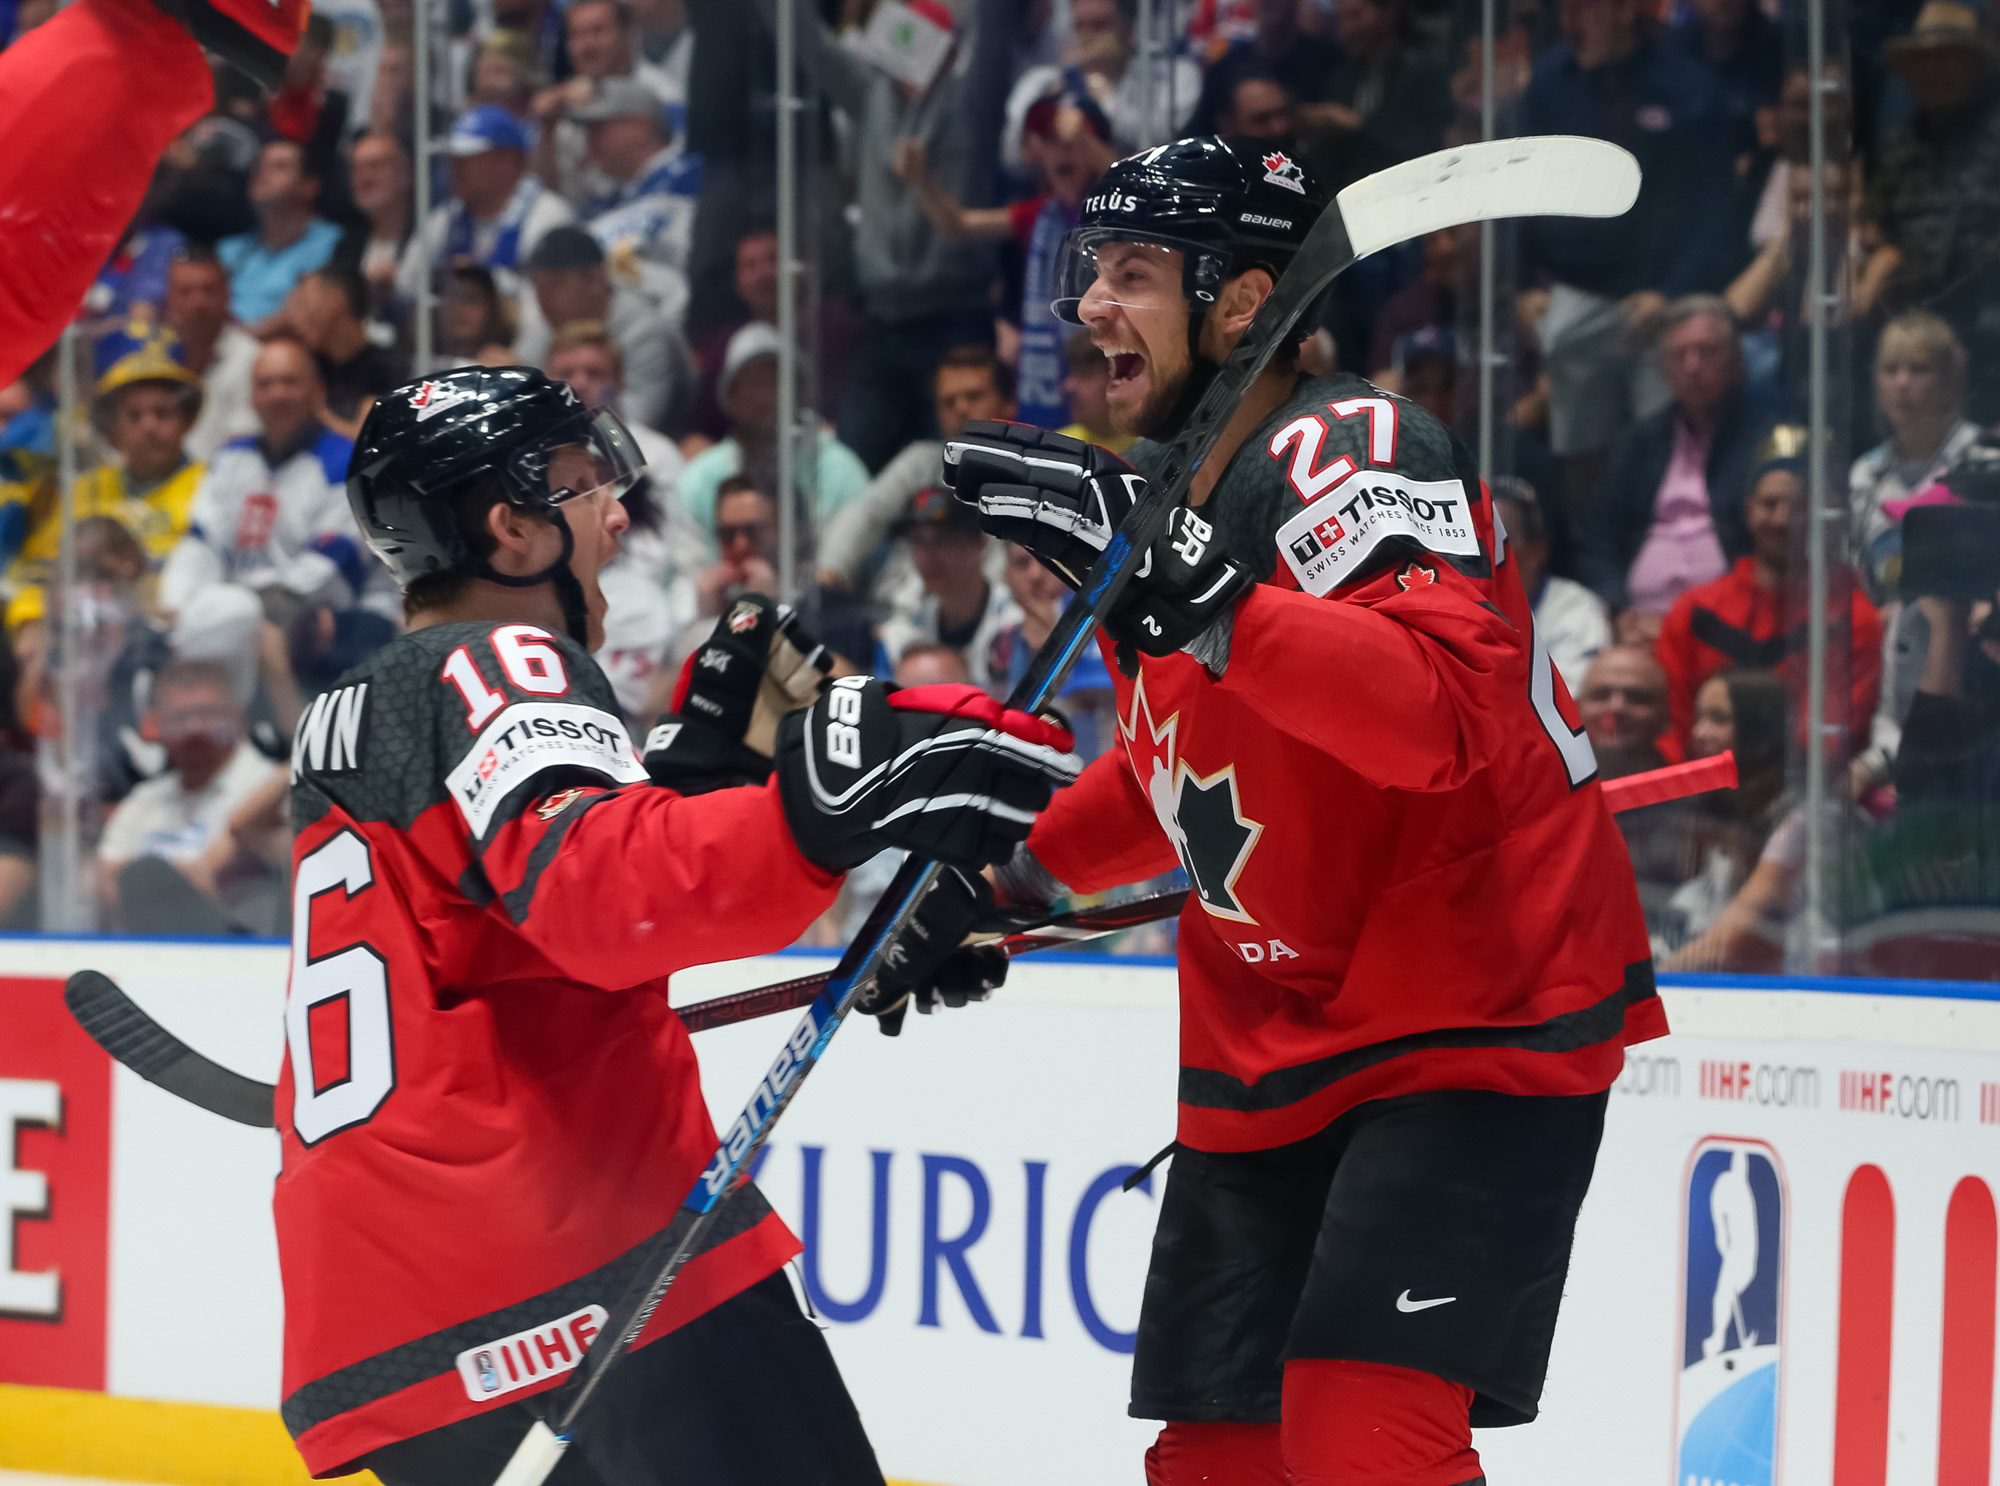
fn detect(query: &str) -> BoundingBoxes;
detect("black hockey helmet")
[1051,135,1327,325]
[348,367,644,644]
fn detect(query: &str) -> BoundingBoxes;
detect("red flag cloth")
[0,0,212,386]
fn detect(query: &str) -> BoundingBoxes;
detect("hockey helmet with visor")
[1050,135,1327,327]
[348,366,645,644]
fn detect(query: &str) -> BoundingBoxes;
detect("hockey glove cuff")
[946,420,1146,591]
[858,867,1009,1036]
[1104,507,1256,671]
[645,595,830,795]
[147,0,308,88]
[775,678,1083,875]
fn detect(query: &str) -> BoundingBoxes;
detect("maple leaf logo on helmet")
[1261,151,1306,195]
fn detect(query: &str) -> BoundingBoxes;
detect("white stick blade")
[493,1420,569,1486]
[1335,136,1641,260]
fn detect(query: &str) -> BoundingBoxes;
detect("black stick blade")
[64,971,278,1129]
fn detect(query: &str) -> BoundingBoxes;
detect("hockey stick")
[493,136,1644,1486]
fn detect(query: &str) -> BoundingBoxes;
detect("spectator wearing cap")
[877,486,1021,691]
[529,0,680,208]
[287,263,408,440]
[514,226,691,432]
[817,344,1015,603]
[677,322,870,538]
[165,248,260,463]
[893,92,1114,431]
[575,76,701,278]
[2,337,205,633]
[1491,480,1610,696]
[820,0,1013,472]
[1005,0,1201,163]
[1517,0,1742,508]
[1576,295,1774,637]
[216,140,344,330]
[1869,2,2000,420]
[396,105,575,308]
[161,339,392,624]
[1312,0,1453,179]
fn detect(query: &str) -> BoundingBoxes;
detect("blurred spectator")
[366,38,420,143]
[436,265,518,368]
[1193,0,1342,135]
[1666,0,1783,158]
[1869,2,2000,420]
[817,344,1015,598]
[160,339,388,621]
[398,106,576,307]
[688,224,861,445]
[530,0,678,207]
[894,93,1113,430]
[1211,60,1293,139]
[516,226,689,431]
[544,321,684,484]
[823,0,1009,472]
[1653,668,1789,961]
[1058,330,1135,453]
[878,486,1021,689]
[471,31,545,118]
[631,0,690,86]
[216,140,344,330]
[290,263,410,438]
[1578,643,1674,776]
[1007,0,1202,160]
[1851,311,1982,778]
[267,14,352,183]
[1383,325,1458,425]
[677,322,870,537]
[346,132,414,321]
[165,248,260,463]
[693,474,777,618]
[86,170,186,324]
[312,0,385,131]
[1369,227,1467,383]
[895,641,974,689]
[1577,296,1773,637]
[1518,0,1741,503]
[96,658,287,936]
[1656,458,1884,756]
[1313,0,1453,178]
[574,77,701,277]
[984,540,1118,757]
[1492,479,1608,694]
[2,341,204,632]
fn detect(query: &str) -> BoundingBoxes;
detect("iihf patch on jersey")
[1276,468,1480,596]
[455,1303,608,1401]
[446,702,647,838]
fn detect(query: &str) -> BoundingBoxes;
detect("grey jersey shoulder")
[290,623,625,833]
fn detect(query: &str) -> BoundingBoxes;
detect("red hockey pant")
[1143,1360,1483,1486]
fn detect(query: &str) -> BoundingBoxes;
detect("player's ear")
[1200,267,1273,361]
[484,500,543,570]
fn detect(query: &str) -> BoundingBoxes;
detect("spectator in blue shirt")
[1518,0,1742,509]
[215,140,343,331]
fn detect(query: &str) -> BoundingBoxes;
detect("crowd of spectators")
[0,0,1997,966]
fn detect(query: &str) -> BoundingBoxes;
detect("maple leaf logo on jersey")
[1261,151,1307,195]
[1396,562,1438,590]
[1119,673,1264,923]
[536,787,587,821]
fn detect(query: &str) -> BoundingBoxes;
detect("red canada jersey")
[275,621,838,1475]
[1027,375,1663,1153]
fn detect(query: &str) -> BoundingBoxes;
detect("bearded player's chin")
[1119,379,1182,442]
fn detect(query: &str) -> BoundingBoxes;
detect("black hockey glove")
[644,595,830,795]
[945,420,1146,590]
[856,867,1010,1036]
[775,677,1082,874]
[1103,505,1257,670]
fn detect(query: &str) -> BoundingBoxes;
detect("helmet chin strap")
[475,508,593,648]
[1152,302,1222,441]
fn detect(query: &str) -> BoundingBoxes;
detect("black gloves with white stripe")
[856,866,1010,1036]
[946,420,1253,670]
[774,677,1082,875]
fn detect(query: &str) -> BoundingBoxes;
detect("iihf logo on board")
[1676,1139,1785,1486]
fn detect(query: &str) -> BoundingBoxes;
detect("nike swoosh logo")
[1396,1290,1457,1313]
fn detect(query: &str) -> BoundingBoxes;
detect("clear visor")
[1051,232,1225,326]
[504,407,647,507]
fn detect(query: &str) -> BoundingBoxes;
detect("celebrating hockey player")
[947,138,1663,1486]
[274,366,1080,1483]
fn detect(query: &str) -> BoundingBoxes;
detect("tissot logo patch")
[1277,468,1480,596]
[445,702,647,838]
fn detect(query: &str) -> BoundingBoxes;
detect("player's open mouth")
[1106,351,1146,397]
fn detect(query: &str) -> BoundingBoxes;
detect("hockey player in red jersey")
[277,366,1080,1483]
[946,138,1663,1486]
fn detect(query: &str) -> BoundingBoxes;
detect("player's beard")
[1123,311,1218,442]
